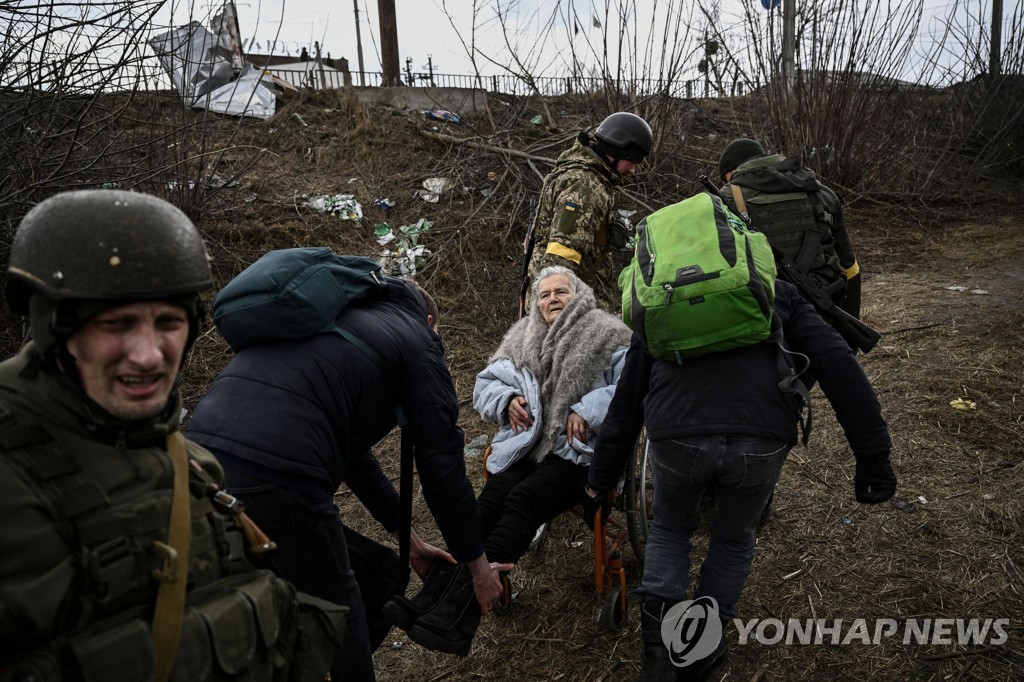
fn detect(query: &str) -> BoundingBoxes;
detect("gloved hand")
[581,482,612,527]
[854,453,897,503]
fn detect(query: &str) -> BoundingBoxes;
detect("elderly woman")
[473,265,631,563]
[385,266,631,656]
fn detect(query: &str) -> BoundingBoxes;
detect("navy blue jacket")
[186,280,483,562]
[588,281,892,491]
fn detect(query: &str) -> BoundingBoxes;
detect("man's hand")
[855,453,897,504]
[581,482,611,525]
[403,528,456,581]
[566,412,590,445]
[507,395,534,433]
[466,553,515,616]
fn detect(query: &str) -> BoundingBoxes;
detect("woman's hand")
[566,411,590,444]
[507,395,534,433]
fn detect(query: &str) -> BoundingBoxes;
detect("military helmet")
[8,190,213,352]
[8,189,213,316]
[594,112,654,162]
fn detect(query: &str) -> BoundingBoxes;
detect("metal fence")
[263,65,757,99]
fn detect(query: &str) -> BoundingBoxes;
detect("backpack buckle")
[151,541,180,584]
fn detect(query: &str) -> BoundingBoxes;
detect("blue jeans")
[222,468,374,682]
[638,435,790,620]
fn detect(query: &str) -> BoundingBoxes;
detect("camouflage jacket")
[0,344,343,681]
[528,133,623,308]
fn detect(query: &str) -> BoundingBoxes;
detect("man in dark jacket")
[186,280,507,681]
[586,281,897,680]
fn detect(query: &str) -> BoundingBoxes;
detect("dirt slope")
[171,93,1022,681]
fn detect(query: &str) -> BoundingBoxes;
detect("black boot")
[638,600,676,681]
[382,561,460,632]
[676,618,728,682]
[407,565,480,656]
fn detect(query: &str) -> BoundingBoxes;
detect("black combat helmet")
[7,189,213,351]
[594,112,654,163]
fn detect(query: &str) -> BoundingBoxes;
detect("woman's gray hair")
[532,266,579,301]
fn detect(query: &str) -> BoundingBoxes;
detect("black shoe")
[675,624,727,682]
[638,601,676,682]
[407,566,480,656]
[382,561,460,632]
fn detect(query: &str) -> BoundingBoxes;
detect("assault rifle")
[699,175,881,353]
[517,197,538,319]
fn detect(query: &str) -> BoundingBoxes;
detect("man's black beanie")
[719,138,766,180]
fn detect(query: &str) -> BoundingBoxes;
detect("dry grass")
[44,90,1023,681]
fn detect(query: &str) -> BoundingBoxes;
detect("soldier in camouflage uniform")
[527,112,653,310]
[0,190,344,682]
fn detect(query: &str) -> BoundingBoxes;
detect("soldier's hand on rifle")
[507,395,534,433]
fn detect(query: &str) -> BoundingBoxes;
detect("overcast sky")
[170,0,1009,82]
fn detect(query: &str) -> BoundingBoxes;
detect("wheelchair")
[481,431,653,633]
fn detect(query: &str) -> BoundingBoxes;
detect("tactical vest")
[727,154,844,294]
[0,406,345,682]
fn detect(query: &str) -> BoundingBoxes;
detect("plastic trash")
[949,398,977,411]
[303,194,363,221]
[415,177,455,203]
[424,109,460,124]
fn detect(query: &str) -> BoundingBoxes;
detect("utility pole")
[781,0,796,96]
[352,0,365,86]
[378,0,401,86]
[990,0,1003,83]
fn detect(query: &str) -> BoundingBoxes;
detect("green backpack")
[619,192,777,362]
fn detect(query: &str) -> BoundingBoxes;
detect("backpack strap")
[334,327,413,585]
[770,319,813,446]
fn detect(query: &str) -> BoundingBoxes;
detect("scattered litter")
[842,516,852,525]
[945,285,968,292]
[100,182,120,189]
[917,496,928,504]
[303,194,363,220]
[415,177,455,203]
[379,218,432,276]
[570,540,584,548]
[949,398,977,411]
[463,434,491,458]
[892,498,916,513]
[292,113,309,127]
[389,641,405,650]
[982,493,995,500]
[530,114,543,125]
[374,197,396,209]
[970,288,989,295]
[424,109,460,124]
[374,224,396,245]
[204,174,237,189]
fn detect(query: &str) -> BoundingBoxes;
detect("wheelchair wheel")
[596,586,626,633]
[625,431,653,562]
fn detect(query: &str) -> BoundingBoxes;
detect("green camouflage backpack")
[726,154,844,291]
[619,192,777,361]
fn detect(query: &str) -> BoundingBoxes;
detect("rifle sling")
[729,184,748,219]
[152,432,192,682]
